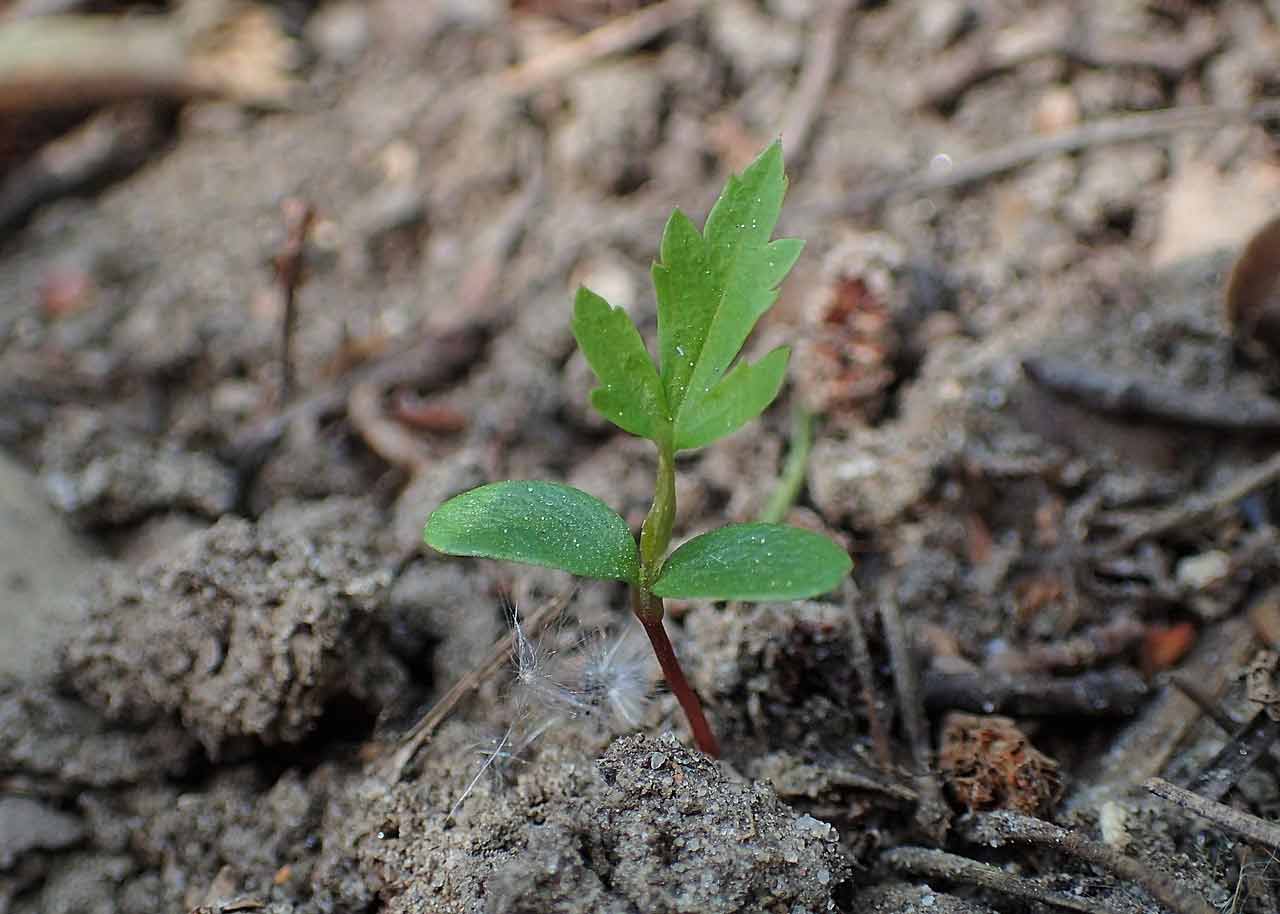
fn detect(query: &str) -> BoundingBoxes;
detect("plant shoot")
[425,141,852,756]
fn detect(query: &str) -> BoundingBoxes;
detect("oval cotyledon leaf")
[424,481,639,584]
[652,522,851,601]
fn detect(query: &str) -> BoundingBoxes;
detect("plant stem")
[759,403,813,524]
[638,442,676,587]
[635,440,720,756]
[635,589,720,757]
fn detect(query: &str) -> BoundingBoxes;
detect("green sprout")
[424,141,852,756]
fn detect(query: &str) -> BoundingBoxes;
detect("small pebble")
[1176,550,1230,591]
[649,751,668,770]
[1099,800,1130,850]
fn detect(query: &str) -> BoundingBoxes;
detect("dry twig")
[1023,356,1280,434]
[1168,674,1241,733]
[880,599,950,842]
[273,199,314,404]
[0,8,295,112]
[987,615,1146,675]
[1147,776,1280,852]
[824,101,1280,218]
[1189,710,1280,803]
[881,846,1121,914]
[0,14,206,112]
[959,811,1216,914]
[1101,450,1280,554]
[378,591,571,784]
[914,11,1219,110]
[490,0,705,99]
[778,0,855,166]
[843,584,892,770]
[410,0,705,144]
[226,326,486,470]
[923,668,1148,717]
[347,380,432,474]
[1067,617,1255,811]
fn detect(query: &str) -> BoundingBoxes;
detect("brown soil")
[5,2,1280,912]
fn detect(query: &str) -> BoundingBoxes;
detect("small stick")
[914,12,1218,110]
[1189,710,1280,802]
[1101,450,1280,554]
[842,583,893,769]
[491,0,706,100]
[1168,674,1280,781]
[379,590,570,784]
[1168,674,1240,733]
[347,380,432,474]
[823,100,1280,218]
[881,846,1120,914]
[1023,356,1280,433]
[273,199,314,405]
[880,598,950,842]
[1067,617,1255,812]
[959,810,1217,914]
[0,14,204,112]
[1147,776,1280,851]
[988,614,1146,674]
[778,0,855,166]
[226,326,485,469]
[923,668,1149,717]
[636,594,719,757]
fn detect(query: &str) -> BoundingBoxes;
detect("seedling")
[424,142,852,756]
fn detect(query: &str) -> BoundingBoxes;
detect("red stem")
[635,596,720,757]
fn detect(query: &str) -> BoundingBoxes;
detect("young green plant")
[424,141,851,756]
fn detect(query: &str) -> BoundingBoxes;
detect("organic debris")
[939,712,1062,817]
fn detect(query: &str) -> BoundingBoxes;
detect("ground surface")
[5,1,1280,912]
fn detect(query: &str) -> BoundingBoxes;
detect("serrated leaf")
[571,287,670,442]
[652,523,851,601]
[674,345,790,450]
[652,140,803,447]
[425,481,639,584]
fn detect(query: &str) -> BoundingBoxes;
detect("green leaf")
[571,287,670,442]
[674,345,790,450]
[652,140,803,448]
[652,523,851,601]
[424,481,639,584]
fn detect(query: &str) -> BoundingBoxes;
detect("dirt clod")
[63,498,406,756]
[0,797,84,870]
[40,409,238,528]
[349,731,850,914]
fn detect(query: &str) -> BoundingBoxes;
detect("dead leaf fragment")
[940,712,1062,817]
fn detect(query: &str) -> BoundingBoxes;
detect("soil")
[5,1,1280,912]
